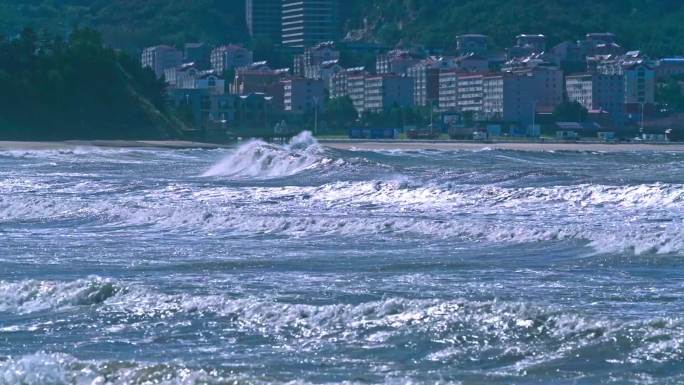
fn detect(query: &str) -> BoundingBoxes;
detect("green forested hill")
[0,28,186,139]
[346,0,684,57]
[0,0,247,52]
[2,0,684,56]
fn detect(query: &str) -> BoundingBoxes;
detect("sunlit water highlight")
[0,133,683,384]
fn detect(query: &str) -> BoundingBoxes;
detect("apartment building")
[481,66,563,127]
[282,0,340,48]
[596,54,656,105]
[210,45,254,73]
[330,67,365,99]
[141,45,183,78]
[455,34,488,55]
[293,41,340,77]
[246,0,282,42]
[438,69,460,111]
[566,73,625,127]
[457,73,485,115]
[376,50,422,75]
[283,78,326,114]
[364,74,414,113]
[347,71,367,114]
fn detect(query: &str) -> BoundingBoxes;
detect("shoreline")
[0,140,232,150]
[320,140,684,152]
[0,139,683,152]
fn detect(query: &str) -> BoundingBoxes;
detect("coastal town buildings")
[246,0,283,42]
[408,63,440,107]
[656,58,684,80]
[407,57,458,107]
[594,52,656,123]
[508,34,546,59]
[347,71,368,114]
[184,43,212,70]
[210,45,254,74]
[330,67,365,99]
[457,73,485,116]
[376,50,422,76]
[237,93,275,128]
[566,73,625,127]
[293,41,340,77]
[313,60,344,90]
[168,89,237,129]
[145,21,680,139]
[231,64,288,109]
[282,0,340,48]
[364,74,414,113]
[141,45,183,78]
[454,53,489,73]
[283,78,326,114]
[480,66,563,129]
[456,34,489,55]
[438,69,461,111]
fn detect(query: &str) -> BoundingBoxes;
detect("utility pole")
[429,100,434,135]
[640,102,645,137]
[313,96,319,135]
[531,100,537,136]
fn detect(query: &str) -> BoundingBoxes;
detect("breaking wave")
[202,131,334,178]
[1,179,682,255]
[0,277,119,315]
[0,353,252,385]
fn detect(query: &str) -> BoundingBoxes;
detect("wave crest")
[202,131,330,178]
[0,277,119,315]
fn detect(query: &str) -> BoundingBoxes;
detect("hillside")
[0,28,186,140]
[348,0,684,57]
[2,1,684,56]
[0,0,247,52]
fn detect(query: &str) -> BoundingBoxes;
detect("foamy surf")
[0,277,681,384]
[0,178,682,255]
[2,144,684,384]
[202,131,330,178]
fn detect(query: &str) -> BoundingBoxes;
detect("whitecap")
[202,131,330,179]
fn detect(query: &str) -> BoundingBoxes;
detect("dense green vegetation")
[0,0,246,53]
[656,76,684,113]
[3,0,684,57]
[347,0,684,57]
[0,28,184,140]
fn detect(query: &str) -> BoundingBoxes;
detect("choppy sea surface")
[0,132,683,385]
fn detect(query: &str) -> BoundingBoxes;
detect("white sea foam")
[1,178,683,254]
[0,352,469,385]
[0,352,245,385]
[0,277,119,314]
[202,131,330,178]
[1,277,681,374]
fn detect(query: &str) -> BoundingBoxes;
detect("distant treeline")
[0,28,184,140]
[3,0,684,57]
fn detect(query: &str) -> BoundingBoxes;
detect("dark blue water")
[0,134,682,384]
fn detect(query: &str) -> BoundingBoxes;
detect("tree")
[325,96,358,131]
[656,79,684,112]
[0,28,183,140]
[553,101,589,122]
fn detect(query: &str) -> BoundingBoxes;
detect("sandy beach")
[321,140,684,152]
[0,140,232,150]
[1,139,683,152]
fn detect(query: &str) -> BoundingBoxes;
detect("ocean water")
[0,133,682,385]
